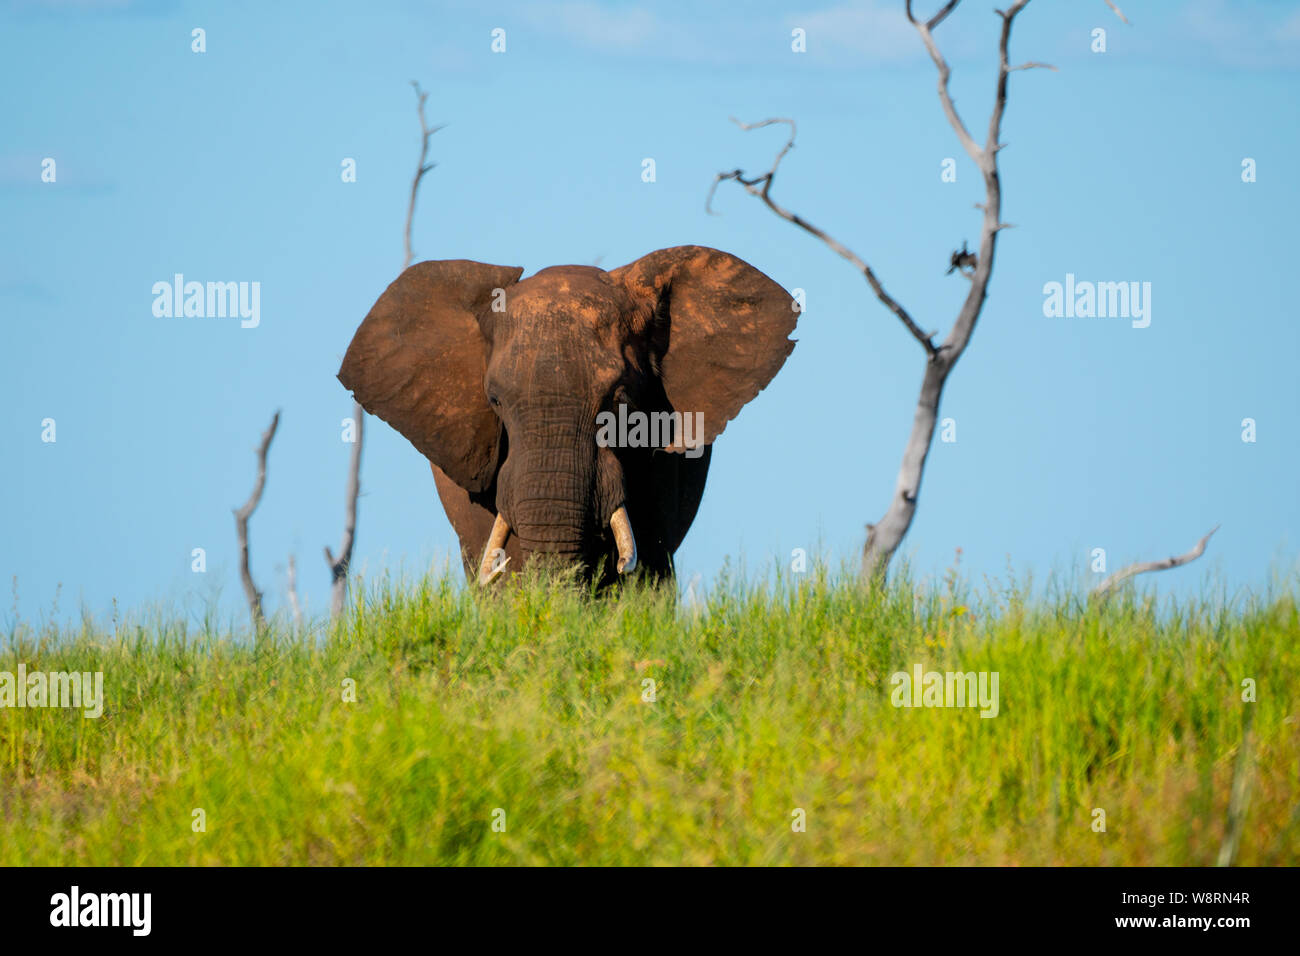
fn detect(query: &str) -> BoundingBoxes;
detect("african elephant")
[338,245,799,587]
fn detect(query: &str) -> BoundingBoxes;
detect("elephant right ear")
[338,260,523,492]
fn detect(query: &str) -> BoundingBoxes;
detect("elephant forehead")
[510,268,631,329]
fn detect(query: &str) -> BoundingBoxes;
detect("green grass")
[2,564,1297,865]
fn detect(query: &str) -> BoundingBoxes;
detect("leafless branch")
[914,7,994,168]
[327,83,438,618]
[873,0,1016,579]
[708,117,938,357]
[853,0,1051,581]
[711,0,1125,584]
[1091,526,1220,600]
[403,80,444,271]
[1103,0,1129,25]
[704,117,795,212]
[325,409,364,619]
[906,0,961,30]
[712,0,1054,581]
[233,410,280,632]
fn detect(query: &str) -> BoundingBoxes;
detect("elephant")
[337,245,800,587]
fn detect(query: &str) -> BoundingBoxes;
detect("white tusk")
[478,513,511,586]
[610,506,637,574]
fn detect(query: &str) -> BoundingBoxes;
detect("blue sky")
[2,0,1298,624]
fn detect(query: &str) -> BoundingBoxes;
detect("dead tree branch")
[1091,525,1220,601]
[234,410,280,631]
[326,82,440,618]
[403,80,444,271]
[708,118,939,356]
[711,0,1051,583]
[324,410,364,618]
[1103,0,1129,25]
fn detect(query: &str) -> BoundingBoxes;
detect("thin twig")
[906,0,961,30]
[402,80,444,271]
[913,5,993,169]
[234,410,280,632]
[708,117,938,357]
[1091,526,1220,600]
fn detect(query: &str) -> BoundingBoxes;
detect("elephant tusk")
[610,506,637,574]
[478,513,511,586]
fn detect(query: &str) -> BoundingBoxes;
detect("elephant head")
[338,245,799,586]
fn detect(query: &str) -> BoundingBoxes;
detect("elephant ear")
[611,246,798,450]
[338,260,523,492]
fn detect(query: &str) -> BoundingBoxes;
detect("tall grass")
[1,564,1296,865]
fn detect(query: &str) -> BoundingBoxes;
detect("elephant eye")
[488,393,501,407]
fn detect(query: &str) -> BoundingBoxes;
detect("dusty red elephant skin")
[338,245,799,586]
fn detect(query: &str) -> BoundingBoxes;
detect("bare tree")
[234,410,280,631]
[709,0,1126,583]
[1091,526,1219,601]
[325,81,442,618]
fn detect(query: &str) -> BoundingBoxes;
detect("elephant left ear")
[611,245,799,449]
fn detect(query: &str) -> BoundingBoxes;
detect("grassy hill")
[2,566,1296,865]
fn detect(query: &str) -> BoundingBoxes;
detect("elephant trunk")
[494,427,638,577]
[506,440,598,562]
